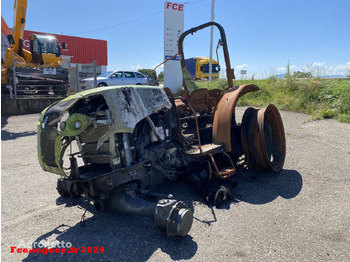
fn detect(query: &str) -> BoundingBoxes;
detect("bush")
[193,78,350,123]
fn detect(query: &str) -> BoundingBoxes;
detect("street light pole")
[209,0,215,81]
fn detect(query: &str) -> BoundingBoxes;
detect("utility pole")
[209,0,215,81]
[93,60,97,88]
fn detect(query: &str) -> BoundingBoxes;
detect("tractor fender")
[212,84,259,152]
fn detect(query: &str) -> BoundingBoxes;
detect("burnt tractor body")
[37,22,286,237]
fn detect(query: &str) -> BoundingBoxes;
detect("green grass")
[194,78,350,123]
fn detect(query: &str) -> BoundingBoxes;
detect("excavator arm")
[12,0,27,55]
[3,0,32,68]
[4,0,61,68]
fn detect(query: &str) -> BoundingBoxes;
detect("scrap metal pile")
[37,22,286,237]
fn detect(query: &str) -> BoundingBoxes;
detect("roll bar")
[178,22,235,98]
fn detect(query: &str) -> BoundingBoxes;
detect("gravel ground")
[1,107,350,262]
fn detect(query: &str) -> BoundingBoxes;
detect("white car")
[80,71,149,89]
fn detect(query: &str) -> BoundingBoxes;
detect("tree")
[292,71,313,78]
[285,60,291,79]
[138,69,156,79]
[157,71,164,82]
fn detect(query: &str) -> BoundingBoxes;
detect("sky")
[1,0,350,79]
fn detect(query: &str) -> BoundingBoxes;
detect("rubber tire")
[97,83,107,87]
[56,179,70,197]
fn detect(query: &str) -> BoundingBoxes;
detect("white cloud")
[311,62,326,67]
[277,64,297,73]
[235,64,248,70]
[277,66,286,72]
[333,62,350,71]
[275,62,350,76]
[309,62,350,76]
[130,64,143,71]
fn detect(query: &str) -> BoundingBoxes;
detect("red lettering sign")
[166,2,184,11]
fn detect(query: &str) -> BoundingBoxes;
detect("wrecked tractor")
[37,22,286,237]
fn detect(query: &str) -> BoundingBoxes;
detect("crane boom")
[12,0,27,55]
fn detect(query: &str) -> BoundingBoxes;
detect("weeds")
[195,78,350,123]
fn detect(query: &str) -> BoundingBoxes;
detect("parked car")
[147,76,159,86]
[80,71,148,89]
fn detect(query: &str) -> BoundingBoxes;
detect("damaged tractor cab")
[38,86,193,237]
[37,22,286,237]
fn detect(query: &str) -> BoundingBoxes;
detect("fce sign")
[166,2,184,11]
[164,2,184,93]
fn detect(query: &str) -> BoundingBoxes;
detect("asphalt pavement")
[1,108,350,261]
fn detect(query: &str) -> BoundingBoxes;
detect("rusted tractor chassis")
[37,22,286,237]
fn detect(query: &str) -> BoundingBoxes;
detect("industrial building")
[1,17,108,91]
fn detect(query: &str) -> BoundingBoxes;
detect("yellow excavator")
[1,0,69,96]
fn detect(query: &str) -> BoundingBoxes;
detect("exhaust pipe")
[103,189,193,237]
